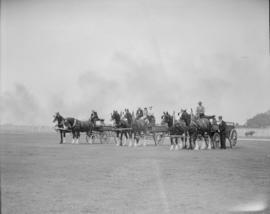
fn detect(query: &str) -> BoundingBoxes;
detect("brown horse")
[53,112,72,144]
[111,110,132,146]
[63,117,93,144]
[124,111,155,146]
[189,109,215,150]
[161,112,189,150]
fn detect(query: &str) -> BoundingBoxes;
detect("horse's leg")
[170,137,174,150]
[206,134,212,150]
[71,130,75,144]
[153,133,157,146]
[134,131,139,146]
[202,132,209,149]
[136,130,141,146]
[194,133,199,150]
[188,131,193,150]
[142,130,147,147]
[126,131,130,146]
[116,131,120,146]
[123,131,128,146]
[128,131,133,147]
[63,131,66,143]
[60,131,62,144]
[180,136,185,149]
[133,131,137,146]
[200,133,205,149]
[76,131,80,144]
[175,137,179,150]
[179,135,183,149]
[120,131,123,146]
[183,131,187,149]
[121,131,125,146]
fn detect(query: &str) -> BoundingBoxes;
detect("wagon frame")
[86,125,117,144]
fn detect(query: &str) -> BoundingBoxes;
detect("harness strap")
[72,119,77,127]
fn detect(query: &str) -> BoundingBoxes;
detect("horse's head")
[162,112,173,127]
[147,114,155,125]
[111,111,120,124]
[53,112,64,126]
[123,111,133,124]
[53,112,59,122]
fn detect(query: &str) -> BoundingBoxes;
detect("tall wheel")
[99,132,108,144]
[229,129,237,148]
[212,132,220,149]
[158,133,166,144]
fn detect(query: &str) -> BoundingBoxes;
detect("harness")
[72,119,77,128]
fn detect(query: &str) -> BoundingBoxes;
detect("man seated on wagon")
[142,107,149,124]
[196,101,205,118]
[195,101,215,120]
[136,107,143,119]
[143,107,148,117]
[90,110,104,126]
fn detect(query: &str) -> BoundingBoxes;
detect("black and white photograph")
[1,0,270,213]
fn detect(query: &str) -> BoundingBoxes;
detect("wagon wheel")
[152,132,161,145]
[99,131,109,144]
[157,133,166,145]
[212,132,220,149]
[229,129,237,148]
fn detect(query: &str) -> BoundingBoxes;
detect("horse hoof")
[170,146,174,151]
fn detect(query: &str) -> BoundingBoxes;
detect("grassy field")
[1,132,270,214]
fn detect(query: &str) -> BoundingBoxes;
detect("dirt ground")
[1,133,270,214]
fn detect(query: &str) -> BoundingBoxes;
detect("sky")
[0,0,269,126]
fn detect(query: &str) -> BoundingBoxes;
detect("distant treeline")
[245,110,270,128]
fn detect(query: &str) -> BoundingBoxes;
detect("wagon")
[86,125,116,144]
[86,124,136,144]
[211,122,237,148]
[149,124,170,145]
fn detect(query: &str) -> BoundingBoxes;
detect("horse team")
[53,106,226,150]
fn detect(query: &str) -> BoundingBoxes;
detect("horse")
[161,112,189,150]
[52,112,71,144]
[124,111,155,147]
[111,110,132,146]
[245,130,255,137]
[63,117,93,144]
[136,108,144,119]
[189,109,215,150]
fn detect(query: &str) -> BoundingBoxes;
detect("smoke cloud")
[0,84,42,125]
